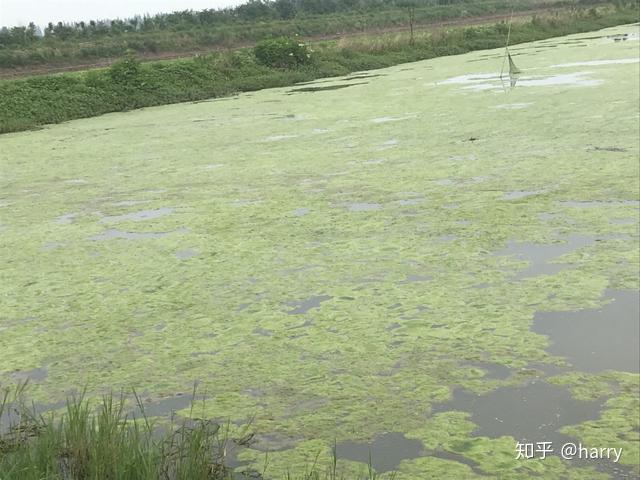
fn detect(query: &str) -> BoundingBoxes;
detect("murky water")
[496,234,603,280]
[534,289,640,373]
[286,295,332,315]
[433,380,603,442]
[101,207,173,223]
[90,227,188,241]
[130,392,202,418]
[337,433,424,472]
[342,202,381,212]
[502,190,545,200]
[288,82,368,93]
[432,380,638,478]
[1,23,639,480]
[175,248,198,260]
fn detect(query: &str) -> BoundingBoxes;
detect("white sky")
[0,0,248,28]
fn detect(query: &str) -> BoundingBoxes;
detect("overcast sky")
[1,0,248,28]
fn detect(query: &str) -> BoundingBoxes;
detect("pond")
[0,23,638,479]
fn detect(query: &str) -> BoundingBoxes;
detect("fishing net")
[507,51,521,76]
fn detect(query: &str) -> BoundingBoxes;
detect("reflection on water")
[534,289,640,373]
[442,71,603,92]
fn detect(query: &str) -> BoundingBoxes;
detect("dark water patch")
[10,367,48,383]
[344,73,384,80]
[175,249,198,260]
[502,190,545,200]
[293,207,310,217]
[101,207,173,223]
[55,213,77,225]
[496,234,600,280]
[237,303,251,312]
[610,217,638,225]
[432,380,638,477]
[286,295,332,315]
[525,362,568,377]
[287,82,367,94]
[533,289,640,373]
[396,198,424,206]
[432,380,603,443]
[251,432,302,452]
[1,398,68,433]
[538,212,558,222]
[42,241,64,251]
[336,432,424,472]
[343,203,381,212]
[131,393,200,418]
[252,327,273,337]
[590,146,628,152]
[90,227,188,241]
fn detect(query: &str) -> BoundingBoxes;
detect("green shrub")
[253,36,312,68]
[108,54,141,84]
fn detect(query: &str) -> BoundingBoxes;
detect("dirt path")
[0,8,555,80]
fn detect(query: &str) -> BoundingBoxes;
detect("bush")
[108,54,141,84]
[253,36,312,69]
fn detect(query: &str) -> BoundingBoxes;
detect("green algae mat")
[1,24,639,479]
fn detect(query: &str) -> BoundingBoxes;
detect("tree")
[398,0,418,45]
[274,0,297,19]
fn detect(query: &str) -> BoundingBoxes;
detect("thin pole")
[500,9,514,79]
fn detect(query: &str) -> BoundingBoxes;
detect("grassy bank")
[0,385,392,479]
[0,4,638,135]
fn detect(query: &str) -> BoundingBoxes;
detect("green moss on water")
[0,24,638,478]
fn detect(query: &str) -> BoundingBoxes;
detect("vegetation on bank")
[0,4,638,135]
[0,0,580,68]
[0,384,393,479]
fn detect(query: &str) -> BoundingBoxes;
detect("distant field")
[1,23,638,479]
[0,0,604,73]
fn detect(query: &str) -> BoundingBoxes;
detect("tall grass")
[0,384,397,480]
[0,383,235,479]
